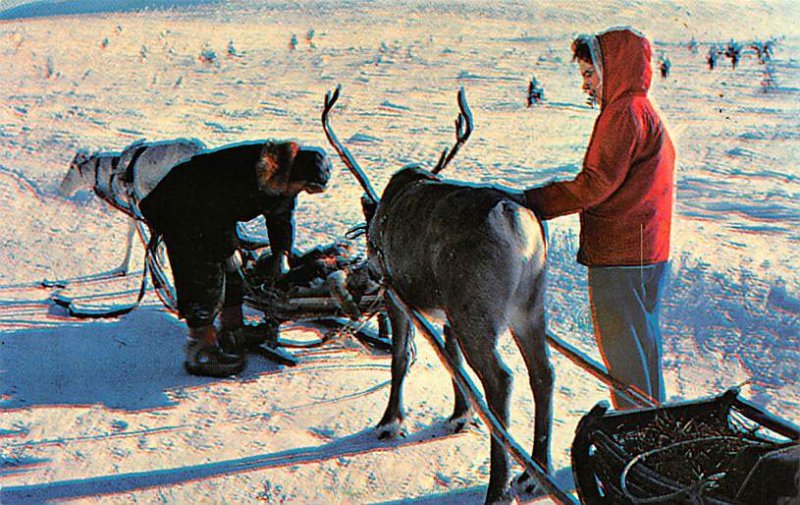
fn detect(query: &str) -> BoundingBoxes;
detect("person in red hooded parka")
[524,28,675,409]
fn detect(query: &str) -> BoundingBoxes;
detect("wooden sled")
[239,242,392,366]
[50,234,392,366]
[571,387,800,504]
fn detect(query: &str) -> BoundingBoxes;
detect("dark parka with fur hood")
[140,141,303,261]
[525,28,675,267]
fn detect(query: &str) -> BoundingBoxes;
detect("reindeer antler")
[432,87,473,175]
[322,85,380,205]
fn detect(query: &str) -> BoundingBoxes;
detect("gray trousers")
[588,262,669,410]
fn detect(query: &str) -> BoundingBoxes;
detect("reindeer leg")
[451,321,513,505]
[376,299,412,439]
[509,274,554,494]
[113,218,136,276]
[444,321,474,433]
[44,217,138,288]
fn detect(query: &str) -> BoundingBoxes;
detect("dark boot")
[218,319,279,353]
[184,325,246,377]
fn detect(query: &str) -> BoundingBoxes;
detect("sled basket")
[571,388,800,504]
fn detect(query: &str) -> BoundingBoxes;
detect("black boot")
[218,320,279,353]
[184,325,246,377]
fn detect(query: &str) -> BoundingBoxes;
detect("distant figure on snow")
[725,39,742,69]
[750,39,775,65]
[687,36,698,54]
[520,28,675,410]
[227,39,242,58]
[305,28,316,49]
[199,43,217,65]
[527,76,545,106]
[139,141,332,377]
[707,45,718,70]
[658,54,671,78]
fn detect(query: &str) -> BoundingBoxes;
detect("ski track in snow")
[0,1,798,503]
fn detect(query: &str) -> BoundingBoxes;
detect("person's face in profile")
[579,59,602,107]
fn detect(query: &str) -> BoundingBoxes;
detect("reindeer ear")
[361,194,378,223]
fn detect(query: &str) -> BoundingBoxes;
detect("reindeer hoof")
[375,420,403,440]
[446,412,478,434]
[511,472,538,496]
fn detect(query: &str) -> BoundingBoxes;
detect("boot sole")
[184,358,246,378]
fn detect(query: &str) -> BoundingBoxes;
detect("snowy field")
[0,1,798,503]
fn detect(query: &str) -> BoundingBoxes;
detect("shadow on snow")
[0,303,282,411]
[0,424,537,504]
[373,466,575,504]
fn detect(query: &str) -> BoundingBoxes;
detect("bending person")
[140,141,331,377]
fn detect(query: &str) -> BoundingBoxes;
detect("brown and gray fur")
[323,88,553,505]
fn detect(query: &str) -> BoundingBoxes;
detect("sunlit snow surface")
[0,1,797,503]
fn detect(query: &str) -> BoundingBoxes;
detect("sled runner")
[50,234,392,364]
[571,387,800,504]
[239,241,392,357]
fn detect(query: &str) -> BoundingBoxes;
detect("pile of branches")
[575,389,800,504]
[606,410,781,502]
[245,242,364,296]
[241,241,383,325]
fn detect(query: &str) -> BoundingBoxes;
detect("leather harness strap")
[123,144,148,184]
[92,146,149,219]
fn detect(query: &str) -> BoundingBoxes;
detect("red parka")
[525,28,675,266]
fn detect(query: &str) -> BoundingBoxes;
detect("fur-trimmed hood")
[255,141,300,194]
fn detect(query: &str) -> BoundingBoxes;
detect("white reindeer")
[57,138,205,285]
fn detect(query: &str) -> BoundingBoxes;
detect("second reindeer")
[322,86,553,505]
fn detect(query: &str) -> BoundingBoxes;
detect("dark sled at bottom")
[572,388,800,504]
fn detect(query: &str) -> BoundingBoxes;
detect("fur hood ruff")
[255,141,300,194]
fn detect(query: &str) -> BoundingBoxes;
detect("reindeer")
[322,86,553,504]
[57,138,205,285]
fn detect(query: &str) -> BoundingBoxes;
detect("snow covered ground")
[0,1,798,503]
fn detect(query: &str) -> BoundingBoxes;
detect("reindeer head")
[59,149,94,197]
[321,85,472,226]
